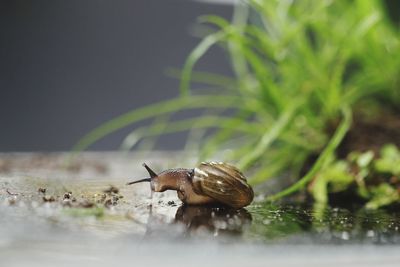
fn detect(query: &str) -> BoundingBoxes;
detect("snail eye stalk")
[142,163,157,178]
[126,178,151,186]
[126,163,156,186]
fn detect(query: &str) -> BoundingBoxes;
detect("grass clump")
[74,0,400,204]
[310,144,400,209]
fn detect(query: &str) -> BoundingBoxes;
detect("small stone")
[79,200,95,208]
[43,196,56,202]
[8,197,17,205]
[103,186,119,194]
[167,201,176,206]
[104,199,113,208]
[63,192,72,200]
[38,188,47,194]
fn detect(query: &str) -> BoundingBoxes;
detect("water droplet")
[263,219,271,225]
[366,230,375,237]
[341,231,350,240]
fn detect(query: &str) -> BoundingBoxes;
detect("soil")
[338,107,400,157]
[301,107,400,209]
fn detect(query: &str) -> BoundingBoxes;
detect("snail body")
[127,162,254,209]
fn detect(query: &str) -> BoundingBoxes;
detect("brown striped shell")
[191,162,254,209]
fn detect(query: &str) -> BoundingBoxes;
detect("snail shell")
[127,162,254,209]
[191,162,254,209]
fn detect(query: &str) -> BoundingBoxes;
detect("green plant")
[74,0,400,202]
[309,144,400,209]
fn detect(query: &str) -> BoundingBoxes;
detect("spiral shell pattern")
[192,162,254,208]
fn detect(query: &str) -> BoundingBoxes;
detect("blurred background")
[0,0,233,151]
[1,0,399,152]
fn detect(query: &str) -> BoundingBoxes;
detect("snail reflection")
[175,205,252,236]
[139,204,252,239]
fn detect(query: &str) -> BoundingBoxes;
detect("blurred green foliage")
[310,144,400,209]
[75,0,400,204]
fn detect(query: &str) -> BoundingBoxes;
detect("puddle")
[1,153,400,266]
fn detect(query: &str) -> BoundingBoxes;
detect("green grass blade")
[73,95,240,152]
[267,106,352,201]
[238,98,304,170]
[180,31,226,96]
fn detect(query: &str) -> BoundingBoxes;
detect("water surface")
[1,153,399,266]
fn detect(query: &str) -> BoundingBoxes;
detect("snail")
[127,162,254,209]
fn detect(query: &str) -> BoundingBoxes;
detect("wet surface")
[1,153,400,266]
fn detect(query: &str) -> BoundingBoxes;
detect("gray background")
[0,0,232,151]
